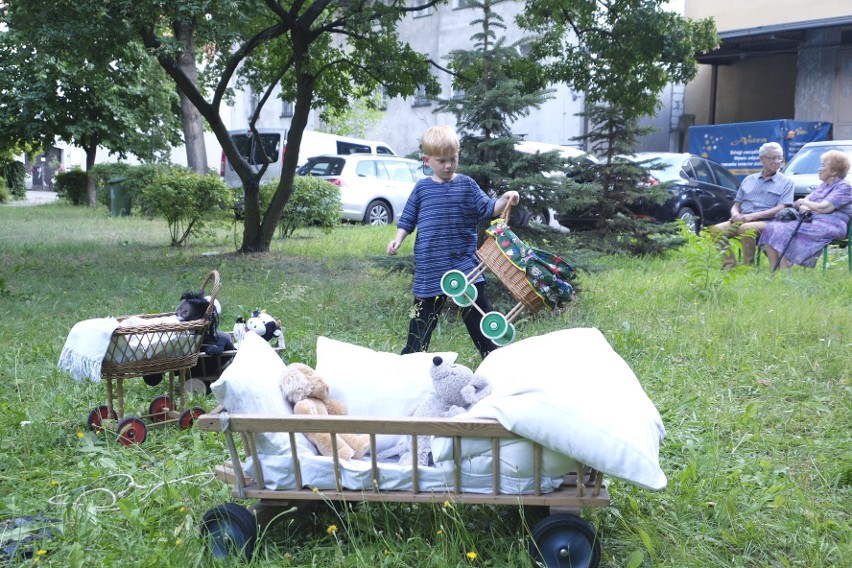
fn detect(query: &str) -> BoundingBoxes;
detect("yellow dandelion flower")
[180,506,186,513]
[312,487,319,493]
[77,431,84,439]
[467,551,477,560]
[443,500,450,508]
[436,529,443,535]
[384,549,389,555]
[327,524,338,535]
[175,539,182,545]
[37,550,47,556]
[50,480,59,486]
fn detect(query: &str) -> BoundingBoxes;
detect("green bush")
[54,169,89,205]
[0,175,8,204]
[1,160,26,199]
[138,166,234,246]
[258,176,342,238]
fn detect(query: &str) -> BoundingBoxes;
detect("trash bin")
[108,177,130,216]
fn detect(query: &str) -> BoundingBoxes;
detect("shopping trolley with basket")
[440,204,575,345]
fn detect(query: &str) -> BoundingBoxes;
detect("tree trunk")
[173,21,208,174]
[84,142,98,208]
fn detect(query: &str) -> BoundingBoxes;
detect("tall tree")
[516,0,718,252]
[111,0,440,252]
[433,0,566,222]
[0,3,183,207]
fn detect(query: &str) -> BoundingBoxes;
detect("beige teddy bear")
[279,363,370,461]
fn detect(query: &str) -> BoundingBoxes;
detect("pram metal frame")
[197,407,610,563]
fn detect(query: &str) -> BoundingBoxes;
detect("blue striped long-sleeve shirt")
[397,175,496,297]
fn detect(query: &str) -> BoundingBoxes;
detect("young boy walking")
[387,125,519,358]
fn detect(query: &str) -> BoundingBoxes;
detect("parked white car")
[297,154,426,225]
[783,139,852,200]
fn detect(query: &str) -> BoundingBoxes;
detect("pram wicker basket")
[476,205,546,313]
[100,270,220,379]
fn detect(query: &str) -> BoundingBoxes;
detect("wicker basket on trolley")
[475,205,547,314]
[100,270,220,379]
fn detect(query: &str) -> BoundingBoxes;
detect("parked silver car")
[783,140,852,199]
[297,154,426,225]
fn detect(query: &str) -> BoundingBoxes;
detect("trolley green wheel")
[440,270,468,297]
[480,312,509,340]
[451,284,478,307]
[491,323,517,346]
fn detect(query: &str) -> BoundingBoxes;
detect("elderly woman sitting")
[759,150,852,270]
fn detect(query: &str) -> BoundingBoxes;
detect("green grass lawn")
[0,202,850,567]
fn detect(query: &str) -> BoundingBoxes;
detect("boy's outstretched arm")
[493,191,520,217]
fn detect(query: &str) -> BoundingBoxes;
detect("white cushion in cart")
[470,327,667,491]
[315,336,458,453]
[210,332,315,456]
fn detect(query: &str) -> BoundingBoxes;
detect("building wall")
[796,29,852,139]
[685,0,849,31]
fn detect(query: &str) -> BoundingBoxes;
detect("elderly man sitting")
[709,142,794,267]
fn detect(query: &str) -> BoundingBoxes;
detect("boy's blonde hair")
[421,125,459,157]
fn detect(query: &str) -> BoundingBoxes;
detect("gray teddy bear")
[378,355,492,466]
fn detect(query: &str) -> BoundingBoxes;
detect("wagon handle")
[200,270,221,318]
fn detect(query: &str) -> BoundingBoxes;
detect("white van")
[221,128,396,187]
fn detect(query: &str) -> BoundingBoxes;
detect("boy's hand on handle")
[505,191,520,205]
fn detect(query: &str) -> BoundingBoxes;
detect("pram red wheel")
[87,405,116,432]
[201,503,257,560]
[116,417,147,446]
[179,406,205,430]
[480,311,509,340]
[491,323,516,346]
[528,514,601,568]
[148,395,172,423]
[440,270,468,297]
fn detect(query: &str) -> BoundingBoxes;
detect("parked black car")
[556,152,740,233]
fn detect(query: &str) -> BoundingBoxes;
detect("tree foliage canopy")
[518,0,718,120]
[0,1,183,205]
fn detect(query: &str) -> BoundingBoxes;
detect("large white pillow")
[210,332,314,456]
[315,337,457,452]
[471,327,667,491]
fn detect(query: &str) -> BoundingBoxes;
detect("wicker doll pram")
[440,205,574,345]
[87,270,220,445]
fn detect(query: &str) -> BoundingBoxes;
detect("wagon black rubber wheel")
[201,503,257,561]
[86,405,116,432]
[116,417,147,446]
[148,395,172,423]
[178,406,205,430]
[528,514,601,568]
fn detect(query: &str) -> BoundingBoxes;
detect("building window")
[248,90,259,118]
[451,87,466,101]
[412,85,431,107]
[518,42,533,57]
[452,0,474,9]
[413,0,434,18]
[280,100,294,118]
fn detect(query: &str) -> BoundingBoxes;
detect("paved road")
[4,191,59,206]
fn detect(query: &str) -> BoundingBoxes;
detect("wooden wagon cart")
[196,408,610,567]
[84,270,220,445]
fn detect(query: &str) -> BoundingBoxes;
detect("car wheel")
[364,200,391,226]
[677,206,699,234]
[530,209,552,226]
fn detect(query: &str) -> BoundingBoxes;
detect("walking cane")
[772,210,813,272]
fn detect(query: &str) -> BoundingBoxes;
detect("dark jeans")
[401,281,497,359]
